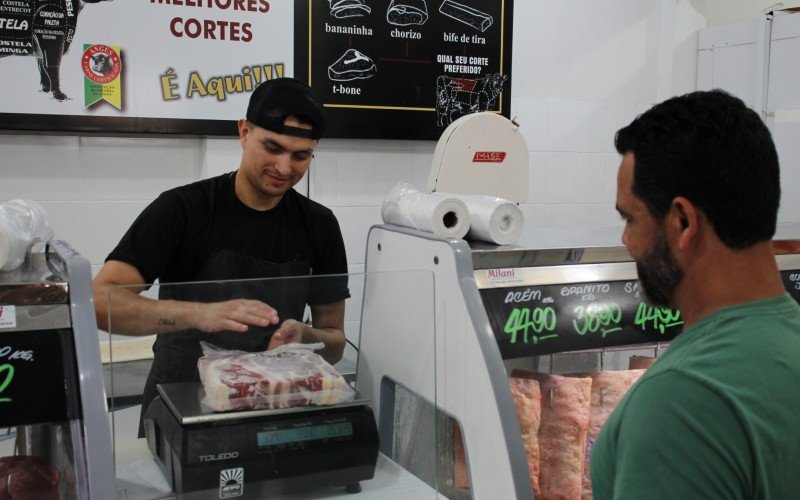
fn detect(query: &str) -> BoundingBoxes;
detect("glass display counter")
[361,224,800,500]
[105,270,444,499]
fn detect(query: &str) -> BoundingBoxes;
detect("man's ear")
[669,196,699,251]
[237,119,249,147]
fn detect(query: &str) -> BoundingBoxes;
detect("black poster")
[0,329,80,427]
[780,269,800,303]
[479,280,684,359]
[294,0,514,140]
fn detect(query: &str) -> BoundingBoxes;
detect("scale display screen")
[257,422,353,447]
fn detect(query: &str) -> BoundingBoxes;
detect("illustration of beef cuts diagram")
[298,0,513,139]
[0,0,110,101]
[436,72,506,126]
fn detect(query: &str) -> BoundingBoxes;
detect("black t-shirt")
[107,172,349,305]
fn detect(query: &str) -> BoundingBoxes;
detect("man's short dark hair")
[615,89,780,248]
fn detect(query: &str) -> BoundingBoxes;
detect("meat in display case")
[360,224,800,499]
[0,241,115,499]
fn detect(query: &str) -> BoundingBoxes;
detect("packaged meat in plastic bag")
[197,341,356,412]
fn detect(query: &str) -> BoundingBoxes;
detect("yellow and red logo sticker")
[82,44,122,109]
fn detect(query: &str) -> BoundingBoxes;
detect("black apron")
[138,248,310,436]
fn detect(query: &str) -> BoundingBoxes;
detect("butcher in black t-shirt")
[92,78,349,429]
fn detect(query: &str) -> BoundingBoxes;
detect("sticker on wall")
[0,306,16,329]
[82,44,122,110]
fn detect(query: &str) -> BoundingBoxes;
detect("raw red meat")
[512,369,591,500]
[198,343,355,412]
[509,377,542,496]
[579,370,645,499]
[0,456,59,500]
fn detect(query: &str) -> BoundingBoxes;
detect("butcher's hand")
[191,299,279,333]
[268,319,306,350]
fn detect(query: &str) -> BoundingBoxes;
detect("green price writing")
[572,303,623,337]
[504,307,558,345]
[634,303,683,333]
[0,364,13,403]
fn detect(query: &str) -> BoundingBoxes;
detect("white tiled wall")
[3,2,799,345]
[3,5,796,273]
[1,1,709,272]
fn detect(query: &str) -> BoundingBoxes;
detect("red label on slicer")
[472,152,506,163]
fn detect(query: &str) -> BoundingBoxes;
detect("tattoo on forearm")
[158,318,176,327]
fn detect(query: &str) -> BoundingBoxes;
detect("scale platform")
[144,382,380,497]
[157,382,372,425]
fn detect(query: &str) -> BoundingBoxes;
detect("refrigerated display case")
[360,224,800,499]
[0,241,115,499]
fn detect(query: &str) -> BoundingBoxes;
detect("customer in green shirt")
[591,89,800,499]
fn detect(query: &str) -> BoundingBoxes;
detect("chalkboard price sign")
[0,330,80,427]
[479,280,684,359]
[781,270,800,304]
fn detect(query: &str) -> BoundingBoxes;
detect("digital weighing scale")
[144,382,379,498]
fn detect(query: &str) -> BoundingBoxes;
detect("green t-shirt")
[591,294,800,500]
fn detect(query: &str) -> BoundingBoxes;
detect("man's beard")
[636,228,683,308]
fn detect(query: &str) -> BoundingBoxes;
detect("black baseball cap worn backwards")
[246,77,326,140]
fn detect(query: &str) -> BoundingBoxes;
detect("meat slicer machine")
[0,241,115,499]
[359,112,536,499]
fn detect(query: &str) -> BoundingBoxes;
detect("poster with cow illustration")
[0,0,512,139]
[0,0,294,135]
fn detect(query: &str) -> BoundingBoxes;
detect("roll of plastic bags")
[0,199,54,271]
[381,182,470,239]
[458,194,524,245]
